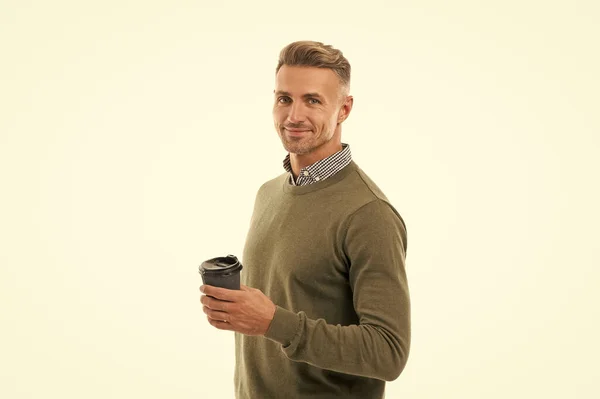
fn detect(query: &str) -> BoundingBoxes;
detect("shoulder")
[340,163,399,210]
[341,198,408,255]
[351,163,391,202]
[341,163,407,233]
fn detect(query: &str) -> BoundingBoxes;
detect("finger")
[208,318,235,331]
[203,306,229,322]
[201,295,231,312]
[240,284,252,292]
[202,285,243,301]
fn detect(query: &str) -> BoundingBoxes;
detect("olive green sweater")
[235,161,410,399]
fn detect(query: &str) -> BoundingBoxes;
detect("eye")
[308,98,321,105]
[278,96,291,104]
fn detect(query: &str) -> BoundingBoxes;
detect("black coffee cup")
[199,254,243,290]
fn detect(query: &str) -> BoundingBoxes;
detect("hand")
[200,284,276,336]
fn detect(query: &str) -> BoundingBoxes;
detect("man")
[200,40,410,399]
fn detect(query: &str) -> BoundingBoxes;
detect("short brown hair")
[276,41,351,93]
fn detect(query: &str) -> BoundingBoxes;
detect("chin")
[282,142,313,155]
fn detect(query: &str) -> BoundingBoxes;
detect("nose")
[287,102,306,124]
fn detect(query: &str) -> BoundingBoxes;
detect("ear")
[337,95,354,124]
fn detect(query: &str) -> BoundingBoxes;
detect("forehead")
[275,65,340,96]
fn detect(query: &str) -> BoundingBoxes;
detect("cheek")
[273,109,285,123]
[330,113,341,128]
[318,113,336,131]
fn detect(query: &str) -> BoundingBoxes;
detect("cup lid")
[199,254,243,275]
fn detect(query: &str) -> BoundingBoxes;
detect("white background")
[1,1,599,398]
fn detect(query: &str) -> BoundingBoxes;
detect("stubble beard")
[279,127,332,156]
[281,135,313,155]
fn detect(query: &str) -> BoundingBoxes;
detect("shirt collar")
[282,143,352,186]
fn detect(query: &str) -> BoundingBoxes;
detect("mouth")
[284,128,311,137]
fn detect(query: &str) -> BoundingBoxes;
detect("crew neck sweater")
[235,160,410,399]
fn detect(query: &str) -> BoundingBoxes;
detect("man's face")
[273,65,347,155]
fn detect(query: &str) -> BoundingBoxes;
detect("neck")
[290,141,342,177]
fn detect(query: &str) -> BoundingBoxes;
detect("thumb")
[240,284,252,292]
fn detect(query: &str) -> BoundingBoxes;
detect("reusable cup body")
[199,254,243,290]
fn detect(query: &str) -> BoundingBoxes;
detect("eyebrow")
[275,90,324,100]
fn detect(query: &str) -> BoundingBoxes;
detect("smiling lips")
[285,128,311,136]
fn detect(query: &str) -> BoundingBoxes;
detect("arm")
[263,199,411,381]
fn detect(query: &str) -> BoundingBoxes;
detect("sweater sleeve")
[263,199,411,381]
